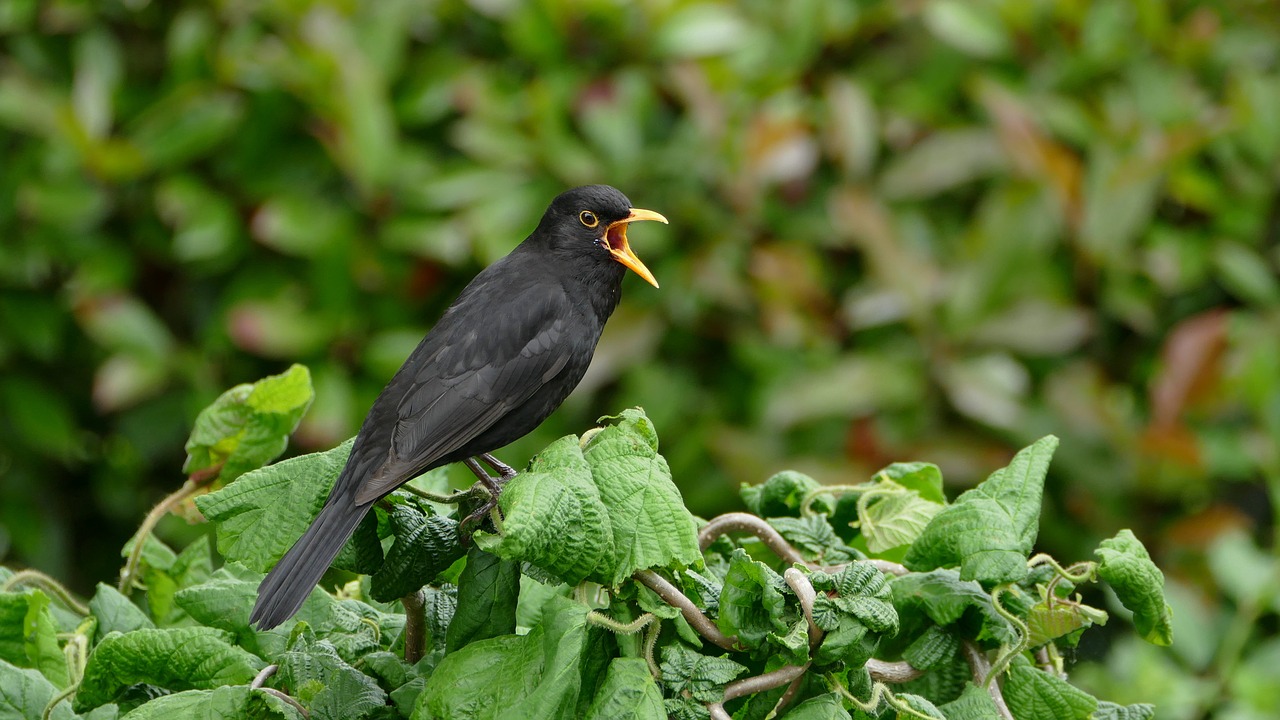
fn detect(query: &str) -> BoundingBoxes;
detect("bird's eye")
[579,210,599,228]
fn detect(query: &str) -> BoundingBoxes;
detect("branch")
[632,570,739,651]
[708,663,811,718]
[402,590,426,663]
[867,659,924,683]
[783,568,823,653]
[698,512,908,577]
[963,642,1014,720]
[699,513,808,565]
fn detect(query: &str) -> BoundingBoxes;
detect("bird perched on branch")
[250,185,666,629]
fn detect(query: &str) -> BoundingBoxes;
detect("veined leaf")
[195,439,353,572]
[184,364,314,485]
[1095,530,1173,646]
[905,437,1058,585]
[74,628,264,711]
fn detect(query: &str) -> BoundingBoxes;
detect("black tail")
[249,498,370,629]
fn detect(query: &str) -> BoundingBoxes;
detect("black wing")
[352,275,572,503]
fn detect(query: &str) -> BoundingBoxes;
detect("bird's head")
[537,185,667,288]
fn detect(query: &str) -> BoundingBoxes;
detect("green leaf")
[21,590,68,688]
[768,515,840,559]
[88,584,154,640]
[474,435,614,586]
[896,693,946,719]
[716,548,789,647]
[1026,599,1107,648]
[858,489,943,554]
[582,657,665,720]
[937,683,1001,719]
[1094,530,1173,646]
[0,658,81,720]
[418,596,596,719]
[173,569,384,663]
[1002,658,1098,720]
[445,546,519,654]
[118,686,303,719]
[782,692,852,719]
[127,87,243,170]
[195,439,353,572]
[874,462,946,504]
[903,625,959,671]
[905,437,1058,585]
[582,410,701,586]
[370,503,463,603]
[183,364,314,484]
[921,0,1011,58]
[74,628,264,711]
[890,570,1017,646]
[332,511,385,576]
[276,635,386,720]
[658,644,746,705]
[741,470,822,517]
[1091,701,1156,720]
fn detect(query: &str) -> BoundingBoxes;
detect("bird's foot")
[458,456,511,539]
[479,452,518,482]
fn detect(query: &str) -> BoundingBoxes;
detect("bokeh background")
[2,0,1278,717]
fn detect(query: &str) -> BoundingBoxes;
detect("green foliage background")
[1,0,1278,716]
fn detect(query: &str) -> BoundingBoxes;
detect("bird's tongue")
[606,223,659,288]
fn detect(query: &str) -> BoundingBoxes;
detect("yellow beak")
[604,208,667,288]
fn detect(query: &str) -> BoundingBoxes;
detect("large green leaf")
[445,547,520,654]
[417,596,596,719]
[276,635,386,720]
[117,686,302,720]
[475,435,614,586]
[582,658,665,720]
[904,436,1057,585]
[183,364,314,485]
[583,409,701,586]
[74,628,264,711]
[195,439,353,572]
[369,503,464,602]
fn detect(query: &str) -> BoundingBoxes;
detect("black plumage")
[249,185,665,629]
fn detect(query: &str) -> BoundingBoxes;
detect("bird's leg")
[458,457,505,536]
[479,453,518,482]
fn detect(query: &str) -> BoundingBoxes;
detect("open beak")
[603,208,667,288]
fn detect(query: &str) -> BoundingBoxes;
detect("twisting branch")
[633,570,739,651]
[783,568,823,653]
[963,642,1014,720]
[698,512,908,577]
[699,513,809,564]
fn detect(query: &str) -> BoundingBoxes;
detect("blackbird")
[250,185,666,629]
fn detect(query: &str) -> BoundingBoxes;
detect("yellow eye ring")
[579,210,599,228]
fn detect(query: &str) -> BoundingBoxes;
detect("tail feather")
[249,499,369,629]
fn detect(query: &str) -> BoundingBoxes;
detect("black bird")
[250,185,666,629]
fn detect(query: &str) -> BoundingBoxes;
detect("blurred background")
[1,0,1278,716]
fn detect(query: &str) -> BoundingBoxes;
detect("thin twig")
[2,569,89,616]
[633,570,739,651]
[963,641,1014,720]
[259,687,310,718]
[118,464,223,594]
[402,590,426,663]
[400,483,480,504]
[41,683,77,720]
